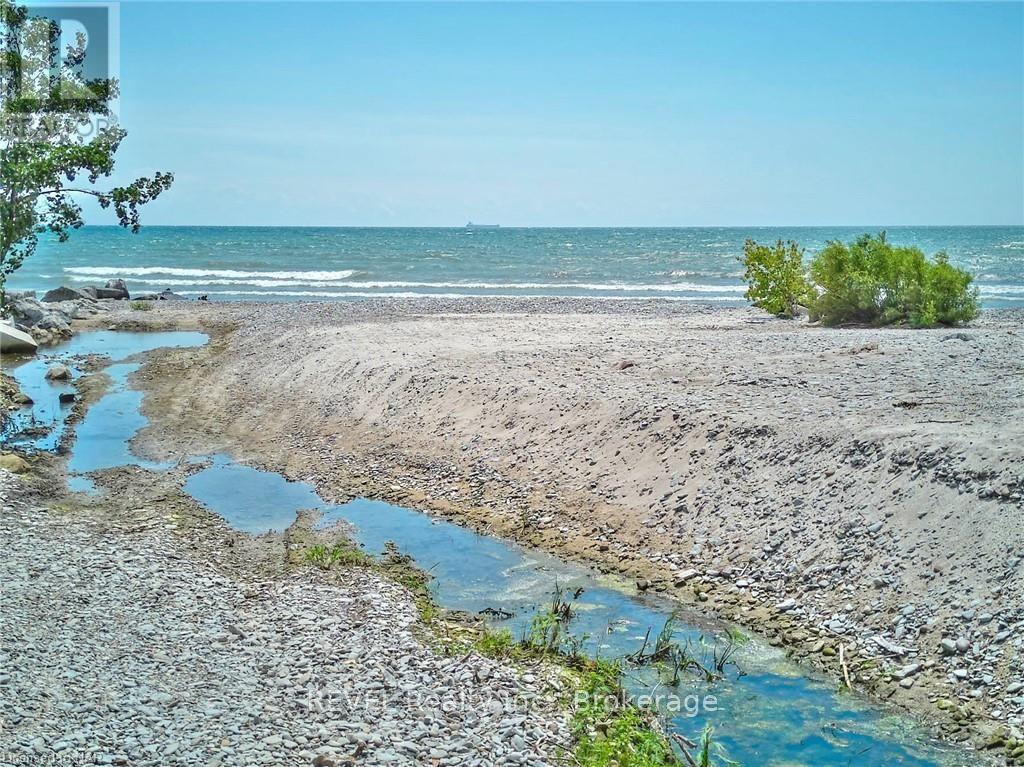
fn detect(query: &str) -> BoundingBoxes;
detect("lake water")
[8,225,1024,308]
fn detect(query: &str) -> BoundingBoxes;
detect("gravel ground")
[0,469,570,766]
[97,297,1023,755]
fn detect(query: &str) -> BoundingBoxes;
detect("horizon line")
[76,223,1024,230]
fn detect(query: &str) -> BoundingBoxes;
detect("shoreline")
[0,447,574,767]
[69,298,1024,761]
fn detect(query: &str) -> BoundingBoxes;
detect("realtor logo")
[1,1,119,118]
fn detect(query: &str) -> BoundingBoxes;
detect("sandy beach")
[68,296,1020,755]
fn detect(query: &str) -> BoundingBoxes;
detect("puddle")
[0,331,964,766]
[2,330,207,485]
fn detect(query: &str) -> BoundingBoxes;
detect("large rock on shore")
[44,280,129,302]
[7,293,111,346]
[95,279,130,300]
[42,286,94,303]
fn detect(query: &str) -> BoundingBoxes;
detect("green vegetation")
[809,233,979,327]
[0,0,172,306]
[377,541,439,622]
[572,662,680,767]
[741,239,814,318]
[130,300,153,311]
[303,541,371,570]
[474,628,517,659]
[301,545,740,767]
[742,232,979,327]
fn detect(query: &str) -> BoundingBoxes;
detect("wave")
[68,274,747,293]
[177,290,748,302]
[976,283,1024,296]
[63,266,361,280]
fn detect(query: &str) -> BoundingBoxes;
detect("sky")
[84,1,1024,226]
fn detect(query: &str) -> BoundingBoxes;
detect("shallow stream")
[2,331,965,767]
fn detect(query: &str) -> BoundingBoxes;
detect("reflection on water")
[1,331,208,486]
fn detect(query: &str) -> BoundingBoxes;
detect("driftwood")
[839,644,854,692]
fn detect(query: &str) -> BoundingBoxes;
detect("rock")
[8,295,73,335]
[0,324,38,355]
[673,569,699,586]
[58,392,76,404]
[0,454,29,473]
[940,638,958,656]
[776,598,798,612]
[955,637,971,654]
[892,663,922,680]
[104,279,130,299]
[45,364,71,381]
[157,289,187,301]
[42,286,93,303]
[872,636,910,656]
[614,360,637,370]
[92,279,129,300]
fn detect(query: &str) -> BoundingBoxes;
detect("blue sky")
[95,1,1024,226]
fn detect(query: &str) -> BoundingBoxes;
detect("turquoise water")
[8,225,1024,307]
[0,331,967,765]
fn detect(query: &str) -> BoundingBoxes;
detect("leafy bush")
[130,301,153,311]
[741,239,813,317]
[809,233,979,327]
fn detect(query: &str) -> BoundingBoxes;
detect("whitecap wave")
[177,290,748,302]
[63,266,360,280]
[68,273,747,293]
[976,283,1024,296]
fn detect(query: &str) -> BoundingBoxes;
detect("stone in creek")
[45,364,71,381]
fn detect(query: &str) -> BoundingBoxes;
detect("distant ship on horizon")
[466,222,500,229]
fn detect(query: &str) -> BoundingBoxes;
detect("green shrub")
[130,300,154,311]
[741,239,813,317]
[809,232,979,327]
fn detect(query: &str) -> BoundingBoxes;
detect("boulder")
[157,288,186,301]
[94,288,128,299]
[45,364,71,381]
[0,324,38,355]
[9,295,73,331]
[102,278,130,299]
[42,286,93,303]
[0,453,29,474]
